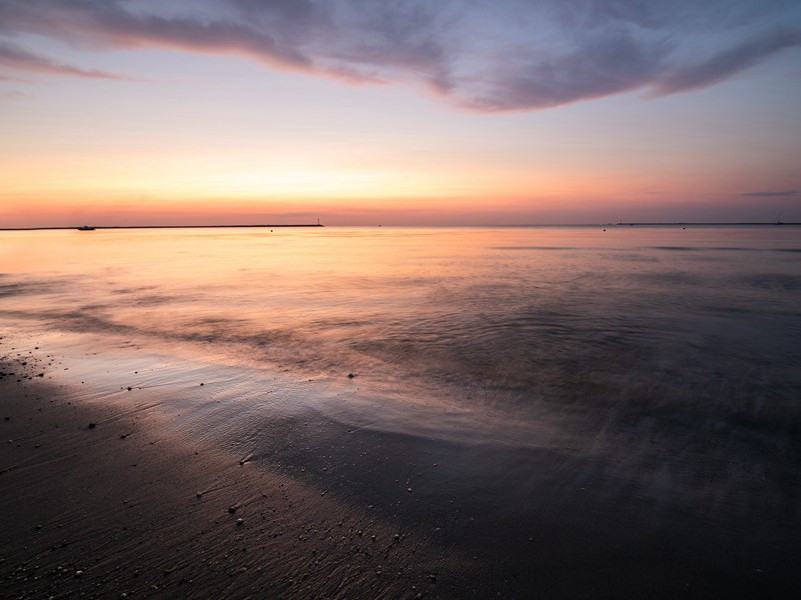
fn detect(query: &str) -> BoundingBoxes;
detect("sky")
[1,0,800,227]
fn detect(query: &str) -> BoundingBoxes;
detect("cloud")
[0,41,124,80]
[742,190,799,197]
[0,89,28,101]
[653,29,801,95]
[0,0,799,111]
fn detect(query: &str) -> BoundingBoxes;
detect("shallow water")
[2,225,801,594]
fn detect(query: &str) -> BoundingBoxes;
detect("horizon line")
[1,221,800,231]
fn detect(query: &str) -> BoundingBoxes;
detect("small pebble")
[88,423,96,429]
[236,518,244,526]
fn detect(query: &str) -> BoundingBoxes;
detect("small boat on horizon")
[76,225,96,231]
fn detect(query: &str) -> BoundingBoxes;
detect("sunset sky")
[2,0,800,227]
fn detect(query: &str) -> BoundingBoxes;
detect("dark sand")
[2,341,799,599]
[0,354,461,599]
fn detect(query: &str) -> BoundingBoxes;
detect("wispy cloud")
[653,30,801,95]
[0,41,124,80]
[0,89,28,101]
[0,0,799,111]
[742,190,799,197]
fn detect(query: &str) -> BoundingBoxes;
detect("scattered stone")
[228,506,237,514]
[74,570,84,577]
[347,373,356,379]
[88,423,96,429]
[236,518,244,526]
[196,492,203,498]
[127,387,132,391]
[200,383,204,386]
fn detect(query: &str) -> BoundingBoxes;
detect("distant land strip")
[0,223,325,231]
[1,222,800,231]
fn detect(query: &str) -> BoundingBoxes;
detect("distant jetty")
[1,223,325,231]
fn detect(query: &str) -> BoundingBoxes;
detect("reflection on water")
[2,226,800,412]
[2,225,801,590]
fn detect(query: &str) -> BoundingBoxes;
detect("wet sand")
[2,338,799,599]
[0,352,460,599]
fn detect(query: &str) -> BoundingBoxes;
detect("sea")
[2,224,800,595]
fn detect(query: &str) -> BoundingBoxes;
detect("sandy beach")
[3,331,799,599]
[0,346,463,598]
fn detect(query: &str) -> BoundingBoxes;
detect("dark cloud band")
[0,0,798,111]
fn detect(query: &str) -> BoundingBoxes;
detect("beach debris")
[347,373,357,379]
[200,382,204,386]
[239,453,254,465]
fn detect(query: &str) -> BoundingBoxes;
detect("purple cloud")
[0,0,798,111]
[0,41,124,79]
[653,29,801,95]
[0,89,28,101]
[742,190,799,197]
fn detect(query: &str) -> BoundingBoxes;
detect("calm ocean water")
[3,225,801,440]
[2,225,801,591]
